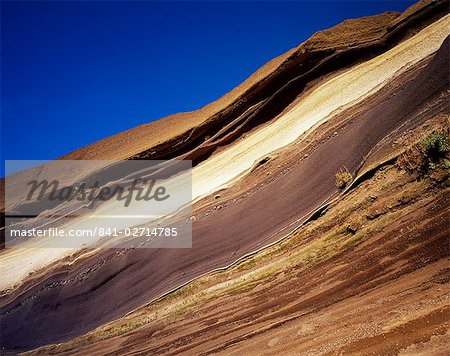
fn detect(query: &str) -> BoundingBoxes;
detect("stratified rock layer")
[0,0,449,352]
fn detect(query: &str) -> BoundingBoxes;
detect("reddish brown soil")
[26,136,450,355]
[1,29,448,351]
[1,1,449,352]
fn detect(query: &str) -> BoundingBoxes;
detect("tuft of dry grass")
[335,167,353,189]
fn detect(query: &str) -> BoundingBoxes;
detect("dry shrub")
[335,167,353,189]
[397,145,426,173]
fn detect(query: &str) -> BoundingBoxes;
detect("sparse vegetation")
[335,167,353,189]
[32,157,447,354]
[397,131,450,176]
[421,132,449,160]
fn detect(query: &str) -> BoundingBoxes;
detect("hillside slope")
[0,0,449,353]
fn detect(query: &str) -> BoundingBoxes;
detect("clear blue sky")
[1,1,415,175]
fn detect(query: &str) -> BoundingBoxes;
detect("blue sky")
[1,1,415,175]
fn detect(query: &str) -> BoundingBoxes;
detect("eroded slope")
[0,1,449,352]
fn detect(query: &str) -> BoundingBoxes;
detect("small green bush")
[398,131,450,177]
[421,132,449,160]
[335,167,353,189]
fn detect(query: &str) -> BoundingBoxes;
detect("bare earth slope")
[32,115,449,355]
[0,1,449,353]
